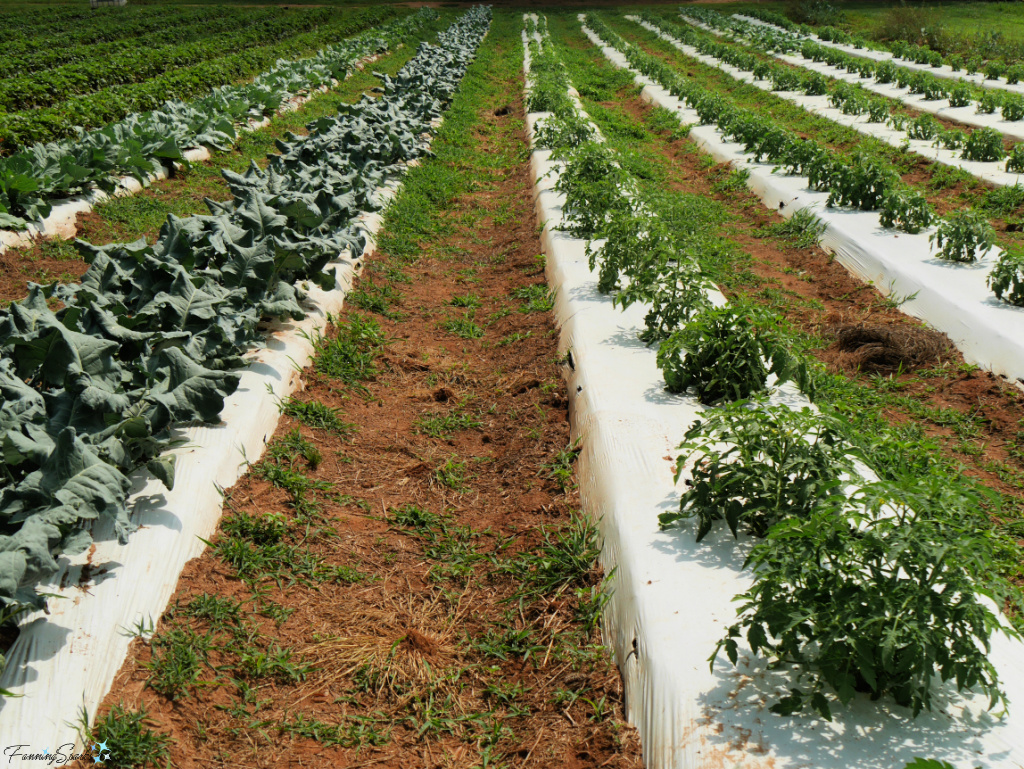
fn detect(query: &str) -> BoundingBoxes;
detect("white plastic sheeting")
[0,145,425,746]
[678,14,1024,144]
[524,17,1024,769]
[585,21,1024,388]
[736,14,1024,98]
[0,56,380,257]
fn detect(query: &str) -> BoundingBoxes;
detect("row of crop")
[4,5,231,57]
[740,8,1019,86]
[0,6,94,35]
[0,6,404,153]
[685,8,1024,136]
[0,7,434,232]
[585,14,1024,309]
[641,13,1023,176]
[0,8,338,112]
[0,7,285,80]
[0,5,492,684]
[530,14,1019,722]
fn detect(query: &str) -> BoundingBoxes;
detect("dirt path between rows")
[82,19,642,769]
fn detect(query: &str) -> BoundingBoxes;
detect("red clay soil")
[81,33,642,769]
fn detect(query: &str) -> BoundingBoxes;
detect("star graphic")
[93,756,103,765]
[43,748,50,756]
[95,741,110,754]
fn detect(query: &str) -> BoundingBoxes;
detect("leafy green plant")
[534,111,596,150]
[552,141,634,237]
[1002,94,1024,122]
[988,245,1024,306]
[947,83,972,108]
[929,211,996,262]
[717,479,1016,720]
[656,305,802,405]
[878,188,935,234]
[982,182,1024,215]
[961,127,1004,162]
[977,90,1002,114]
[1007,144,1024,173]
[661,402,857,541]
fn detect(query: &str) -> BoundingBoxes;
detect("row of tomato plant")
[667,9,1024,170]
[0,7,430,231]
[0,8,340,113]
[529,14,1020,723]
[0,5,404,154]
[586,13,1024,308]
[741,8,1022,86]
[2,4,225,55]
[0,6,492,688]
[0,7,288,80]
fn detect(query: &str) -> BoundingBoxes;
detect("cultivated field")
[1,3,1024,768]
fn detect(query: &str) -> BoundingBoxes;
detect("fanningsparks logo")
[3,742,112,765]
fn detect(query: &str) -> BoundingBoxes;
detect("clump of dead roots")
[828,323,950,372]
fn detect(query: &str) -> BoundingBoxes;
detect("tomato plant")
[661,402,856,541]
[930,210,996,262]
[656,304,800,405]
[988,244,1024,306]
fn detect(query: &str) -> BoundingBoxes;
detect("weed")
[472,625,545,662]
[540,439,580,493]
[146,628,210,699]
[312,314,389,393]
[280,397,357,437]
[349,279,403,318]
[500,513,600,602]
[222,510,287,546]
[450,293,482,308]
[443,316,485,339]
[279,713,391,748]
[433,456,473,493]
[238,644,313,683]
[268,428,323,469]
[513,284,555,313]
[768,209,827,249]
[496,330,533,347]
[86,704,171,769]
[415,406,482,439]
[180,594,242,630]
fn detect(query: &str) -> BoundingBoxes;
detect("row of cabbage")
[0,5,492,683]
[587,14,1024,310]
[681,8,1024,154]
[531,13,1019,722]
[741,8,1022,87]
[0,6,406,155]
[0,7,431,232]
